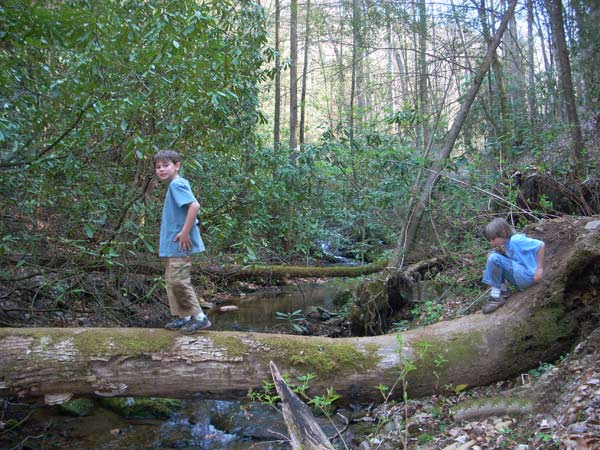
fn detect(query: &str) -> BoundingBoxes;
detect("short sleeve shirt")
[505,234,543,282]
[159,176,205,257]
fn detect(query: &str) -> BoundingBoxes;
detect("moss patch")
[1,328,178,358]
[100,397,183,419]
[412,332,482,375]
[256,336,380,377]
[510,304,577,355]
[59,398,98,417]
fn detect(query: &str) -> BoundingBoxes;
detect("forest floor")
[358,325,600,450]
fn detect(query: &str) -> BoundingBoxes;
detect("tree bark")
[476,0,511,166]
[299,0,311,146]
[2,256,389,282]
[1,217,598,404]
[289,0,299,153]
[273,0,281,150]
[270,361,334,450]
[544,0,585,178]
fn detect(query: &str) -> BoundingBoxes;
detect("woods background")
[1,0,598,307]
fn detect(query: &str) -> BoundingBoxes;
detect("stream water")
[8,283,363,450]
[207,283,340,333]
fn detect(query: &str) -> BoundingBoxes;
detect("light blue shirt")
[159,176,205,257]
[504,233,543,286]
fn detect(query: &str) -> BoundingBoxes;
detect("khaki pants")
[164,257,201,317]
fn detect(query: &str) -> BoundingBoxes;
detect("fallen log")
[4,254,388,281]
[0,217,598,403]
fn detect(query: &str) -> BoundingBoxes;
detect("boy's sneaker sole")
[180,317,212,334]
[482,297,507,314]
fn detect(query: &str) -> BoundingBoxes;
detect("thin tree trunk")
[289,0,299,153]
[417,0,430,151]
[475,0,511,166]
[393,0,518,266]
[386,16,396,133]
[527,0,538,125]
[544,0,585,178]
[299,0,311,146]
[274,0,281,150]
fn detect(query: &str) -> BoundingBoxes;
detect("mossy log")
[0,217,598,404]
[4,255,388,281]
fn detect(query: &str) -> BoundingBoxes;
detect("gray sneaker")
[482,296,507,314]
[164,317,191,330]
[180,317,212,334]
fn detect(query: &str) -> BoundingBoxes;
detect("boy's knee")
[169,280,191,298]
[487,252,502,265]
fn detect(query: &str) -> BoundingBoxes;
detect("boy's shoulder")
[169,176,191,189]
[510,233,543,248]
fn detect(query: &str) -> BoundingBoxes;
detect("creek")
[9,283,372,450]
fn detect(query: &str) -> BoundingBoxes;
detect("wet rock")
[219,305,239,312]
[100,397,183,419]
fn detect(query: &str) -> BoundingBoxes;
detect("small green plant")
[418,433,433,445]
[445,383,468,395]
[536,431,555,443]
[247,380,280,408]
[308,386,342,416]
[528,361,554,378]
[410,300,444,325]
[375,383,390,400]
[275,309,307,334]
[293,373,316,397]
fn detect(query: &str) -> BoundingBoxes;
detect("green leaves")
[1,0,269,261]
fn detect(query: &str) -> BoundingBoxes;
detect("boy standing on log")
[481,218,545,314]
[154,150,211,333]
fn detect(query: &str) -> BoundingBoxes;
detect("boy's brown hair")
[484,218,515,240]
[154,149,181,163]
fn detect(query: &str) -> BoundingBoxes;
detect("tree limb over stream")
[0,217,598,404]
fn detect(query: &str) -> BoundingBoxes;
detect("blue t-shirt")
[505,233,543,286]
[159,176,205,257]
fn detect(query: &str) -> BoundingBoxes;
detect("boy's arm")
[534,242,545,283]
[175,201,201,251]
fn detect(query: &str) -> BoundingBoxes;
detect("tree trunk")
[393,0,518,266]
[476,0,511,166]
[544,0,585,178]
[273,0,281,150]
[299,0,311,146]
[289,0,299,153]
[526,0,538,125]
[3,255,390,282]
[1,217,598,404]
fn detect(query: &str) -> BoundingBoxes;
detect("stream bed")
[4,283,372,450]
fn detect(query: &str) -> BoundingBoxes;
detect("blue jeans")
[482,252,534,291]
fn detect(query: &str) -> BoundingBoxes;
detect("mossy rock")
[100,397,183,419]
[59,398,97,417]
